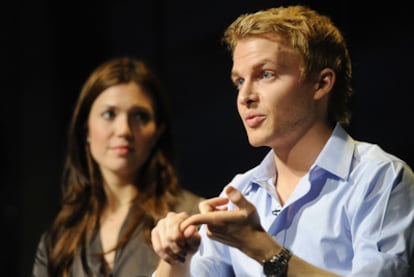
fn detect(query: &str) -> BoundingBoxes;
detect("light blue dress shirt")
[188,124,414,277]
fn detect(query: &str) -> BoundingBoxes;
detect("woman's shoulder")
[174,189,205,215]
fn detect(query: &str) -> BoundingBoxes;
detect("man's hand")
[151,212,201,264]
[181,186,265,250]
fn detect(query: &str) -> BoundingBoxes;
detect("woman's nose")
[116,115,133,137]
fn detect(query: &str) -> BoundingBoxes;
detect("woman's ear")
[314,68,335,100]
[152,124,165,147]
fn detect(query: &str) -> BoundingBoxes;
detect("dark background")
[3,1,413,276]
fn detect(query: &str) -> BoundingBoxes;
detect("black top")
[31,189,203,277]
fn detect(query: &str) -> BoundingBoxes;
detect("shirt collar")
[313,123,355,181]
[246,123,355,193]
[240,149,276,197]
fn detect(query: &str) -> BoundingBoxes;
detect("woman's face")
[87,81,160,182]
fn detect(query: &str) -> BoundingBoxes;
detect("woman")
[32,57,203,277]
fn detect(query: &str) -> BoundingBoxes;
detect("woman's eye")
[102,110,115,120]
[132,111,151,124]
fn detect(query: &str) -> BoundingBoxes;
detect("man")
[151,5,414,276]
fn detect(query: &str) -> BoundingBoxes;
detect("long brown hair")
[46,57,181,276]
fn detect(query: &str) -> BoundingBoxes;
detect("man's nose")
[238,80,258,106]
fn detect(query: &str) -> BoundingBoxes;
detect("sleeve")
[31,232,49,277]
[349,162,414,276]
[150,224,235,277]
[189,224,235,277]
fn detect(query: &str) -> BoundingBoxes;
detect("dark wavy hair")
[46,57,181,276]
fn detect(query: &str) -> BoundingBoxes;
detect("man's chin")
[247,138,266,148]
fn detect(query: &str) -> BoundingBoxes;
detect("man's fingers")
[165,248,186,263]
[182,225,201,251]
[181,213,212,229]
[225,185,254,211]
[181,208,243,230]
[151,212,193,264]
[198,196,229,213]
[180,186,255,230]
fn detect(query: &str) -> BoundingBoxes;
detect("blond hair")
[223,5,353,126]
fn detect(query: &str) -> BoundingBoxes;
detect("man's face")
[231,35,319,151]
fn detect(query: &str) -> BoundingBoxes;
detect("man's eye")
[102,110,115,120]
[234,78,244,90]
[262,71,274,79]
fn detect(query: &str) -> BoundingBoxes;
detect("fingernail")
[226,186,235,196]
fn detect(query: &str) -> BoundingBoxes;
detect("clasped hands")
[151,185,265,264]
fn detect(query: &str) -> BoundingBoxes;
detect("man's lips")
[244,114,265,128]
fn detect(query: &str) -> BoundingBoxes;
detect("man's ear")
[314,68,335,100]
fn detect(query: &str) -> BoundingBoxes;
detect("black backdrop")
[3,1,414,276]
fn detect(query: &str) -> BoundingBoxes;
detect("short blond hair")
[223,5,352,126]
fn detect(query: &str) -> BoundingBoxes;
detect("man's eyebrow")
[230,59,278,79]
[230,71,239,80]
